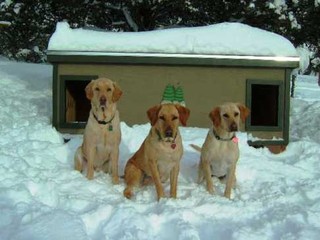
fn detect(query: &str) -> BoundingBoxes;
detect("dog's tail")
[190,144,202,152]
[190,144,204,183]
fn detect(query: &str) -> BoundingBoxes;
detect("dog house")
[47,22,299,151]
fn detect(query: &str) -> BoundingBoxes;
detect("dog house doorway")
[60,75,97,128]
[246,80,284,131]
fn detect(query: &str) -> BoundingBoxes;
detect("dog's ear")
[147,105,161,126]
[209,107,221,128]
[237,104,250,122]
[175,105,190,126]
[112,83,123,102]
[85,80,94,100]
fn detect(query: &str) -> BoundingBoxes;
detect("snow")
[0,21,11,26]
[1,55,320,239]
[48,22,298,58]
[295,45,314,73]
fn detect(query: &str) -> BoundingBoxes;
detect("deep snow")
[0,57,320,240]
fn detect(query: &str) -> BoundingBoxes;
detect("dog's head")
[85,77,122,111]
[209,103,250,132]
[147,104,190,142]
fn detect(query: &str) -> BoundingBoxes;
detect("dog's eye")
[223,113,229,118]
[159,116,165,121]
[234,112,239,117]
[107,88,112,92]
[95,87,100,91]
[172,116,178,121]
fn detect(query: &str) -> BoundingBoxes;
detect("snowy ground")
[0,57,320,240]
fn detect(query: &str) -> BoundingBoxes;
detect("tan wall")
[58,64,285,130]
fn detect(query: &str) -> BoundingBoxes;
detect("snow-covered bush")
[0,0,54,62]
[0,0,124,62]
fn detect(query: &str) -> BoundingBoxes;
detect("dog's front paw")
[207,186,215,195]
[170,193,177,199]
[86,173,94,180]
[157,192,165,201]
[112,176,119,184]
[86,166,94,180]
[224,190,232,199]
[170,188,178,199]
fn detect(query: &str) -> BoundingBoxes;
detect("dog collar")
[93,112,115,130]
[212,128,237,142]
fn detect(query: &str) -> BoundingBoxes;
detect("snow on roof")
[48,22,298,58]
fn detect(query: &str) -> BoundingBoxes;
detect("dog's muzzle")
[100,96,107,106]
[165,127,173,138]
[229,122,238,132]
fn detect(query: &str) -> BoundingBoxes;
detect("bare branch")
[122,6,138,32]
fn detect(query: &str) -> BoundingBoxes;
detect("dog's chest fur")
[95,131,115,158]
[83,112,120,167]
[203,134,239,177]
[146,134,183,181]
[157,146,181,181]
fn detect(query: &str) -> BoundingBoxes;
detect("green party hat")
[161,84,175,104]
[174,85,186,106]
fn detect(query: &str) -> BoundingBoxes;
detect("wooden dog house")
[47,22,299,151]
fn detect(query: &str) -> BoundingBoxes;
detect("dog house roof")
[47,22,299,67]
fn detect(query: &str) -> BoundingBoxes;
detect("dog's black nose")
[229,122,238,132]
[100,96,106,105]
[165,128,173,138]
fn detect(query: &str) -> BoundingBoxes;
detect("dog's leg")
[170,163,180,198]
[224,163,237,199]
[123,161,143,199]
[110,148,120,184]
[149,158,165,201]
[201,157,214,194]
[197,161,204,183]
[74,147,83,172]
[86,148,96,180]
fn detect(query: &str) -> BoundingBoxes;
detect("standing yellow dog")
[74,77,122,184]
